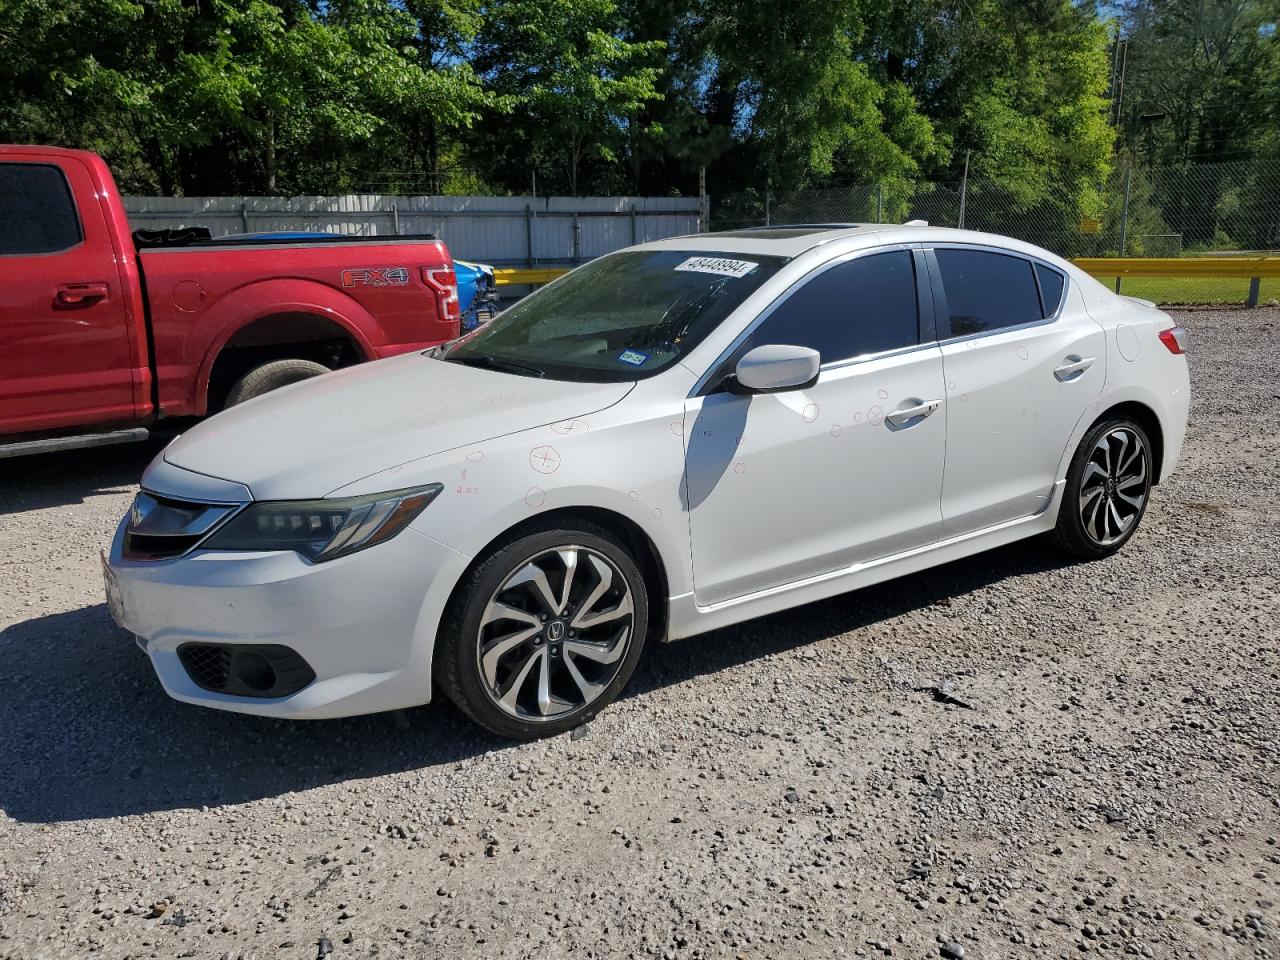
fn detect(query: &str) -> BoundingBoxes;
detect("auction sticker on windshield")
[674,256,758,279]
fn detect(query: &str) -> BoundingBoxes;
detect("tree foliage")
[2,0,1274,202]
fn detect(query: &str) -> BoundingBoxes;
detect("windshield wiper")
[444,354,546,378]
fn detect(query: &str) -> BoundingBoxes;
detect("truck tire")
[224,359,330,408]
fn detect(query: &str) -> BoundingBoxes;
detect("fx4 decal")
[341,267,410,287]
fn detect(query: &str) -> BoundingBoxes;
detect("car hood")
[162,353,633,500]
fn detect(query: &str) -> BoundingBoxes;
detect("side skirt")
[664,480,1064,642]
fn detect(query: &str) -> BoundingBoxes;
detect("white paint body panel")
[106,224,1190,719]
[684,346,946,605]
[937,286,1107,534]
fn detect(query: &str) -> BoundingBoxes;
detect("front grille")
[123,492,240,560]
[177,643,316,698]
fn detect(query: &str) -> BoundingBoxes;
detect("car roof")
[635,223,883,258]
[0,144,99,160]
[634,222,1077,272]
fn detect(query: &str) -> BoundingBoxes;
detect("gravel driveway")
[1,307,1277,960]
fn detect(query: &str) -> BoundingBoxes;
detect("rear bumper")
[106,517,470,719]
[1158,362,1191,483]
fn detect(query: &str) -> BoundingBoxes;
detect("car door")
[683,248,947,606]
[926,245,1106,535]
[0,158,136,435]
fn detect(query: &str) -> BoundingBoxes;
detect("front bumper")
[106,517,470,719]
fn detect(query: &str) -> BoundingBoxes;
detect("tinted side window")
[936,249,1041,337]
[745,251,919,363]
[1036,263,1066,316]
[0,164,83,255]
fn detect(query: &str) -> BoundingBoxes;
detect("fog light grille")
[176,643,315,698]
[177,644,232,691]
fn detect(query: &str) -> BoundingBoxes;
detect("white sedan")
[105,224,1190,739]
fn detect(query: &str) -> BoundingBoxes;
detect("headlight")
[203,484,443,562]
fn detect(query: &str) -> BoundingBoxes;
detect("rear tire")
[224,358,330,407]
[1049,418,1153,560]
[437,520,649,740]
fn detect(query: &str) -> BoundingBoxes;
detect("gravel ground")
[1,307,1277,960]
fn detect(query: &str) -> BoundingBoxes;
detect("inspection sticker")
[617,349,651,367]
[674,256,758,278]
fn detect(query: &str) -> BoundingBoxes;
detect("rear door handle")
[55,282,109,307]
[885,398,942,428]
[1053,355,1095,382]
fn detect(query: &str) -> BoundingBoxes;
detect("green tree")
[474,0,664,195]
[0,0,498,194]
[1117,0,1279,165]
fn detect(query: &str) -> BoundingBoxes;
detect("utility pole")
[957,150,971,229]
[1115,168,1131,294]
[698,165,707,233]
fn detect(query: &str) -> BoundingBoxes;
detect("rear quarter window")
[0,163,83,256]
[1035,263,1066,316]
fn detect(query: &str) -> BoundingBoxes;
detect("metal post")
[698,165,707,233]
[1116,168,1131,294]
[876,184,883,223]
[572,214,581,263]
[1247,276,1261,308]
[957,150,971,229]
[391,202,400,236]
[764,186,771,227]
[525,204,535,267]
[240,202,250,233]
[630,204,638,245]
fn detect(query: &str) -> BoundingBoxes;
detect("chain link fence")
[713,156,1280,306]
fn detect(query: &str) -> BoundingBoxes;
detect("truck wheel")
[224,359,330,407]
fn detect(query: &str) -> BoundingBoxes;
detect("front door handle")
[55,282,109,307]
[885,398,942,428]
[1053,355,1096,382]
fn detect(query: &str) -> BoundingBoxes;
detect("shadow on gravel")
[0,435,171,515]
[0,540,1071,825]
[627,537,1071,700]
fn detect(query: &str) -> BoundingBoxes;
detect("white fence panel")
[122,194,703,266]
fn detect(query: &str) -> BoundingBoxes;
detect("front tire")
[437,521,649,740]
[1050,418,1153,560]
[224,358,330,407]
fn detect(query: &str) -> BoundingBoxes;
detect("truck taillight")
[423,267,460,323]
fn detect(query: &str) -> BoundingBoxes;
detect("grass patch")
[1092,276,1280,306]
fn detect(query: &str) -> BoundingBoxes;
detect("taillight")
[422,267,460,323]
[1158,326,1188,355]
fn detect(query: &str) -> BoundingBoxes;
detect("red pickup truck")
[0,145,462,457]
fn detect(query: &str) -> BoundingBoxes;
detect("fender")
[1053,381,1174,496]
[157,278,383,416]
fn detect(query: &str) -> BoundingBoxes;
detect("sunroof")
[711,225,870,240]
[709,226,857,239]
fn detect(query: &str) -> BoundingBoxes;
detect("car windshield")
[443,250,787,382]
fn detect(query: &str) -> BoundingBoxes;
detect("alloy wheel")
[1078,427,1148,546]
[476,546,634,721]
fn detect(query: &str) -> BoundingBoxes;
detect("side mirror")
[730,344,821,393]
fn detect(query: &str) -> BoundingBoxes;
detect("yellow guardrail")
[1071,257,1280,279]
[493,267,571,286]
[493,258,1278,306]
